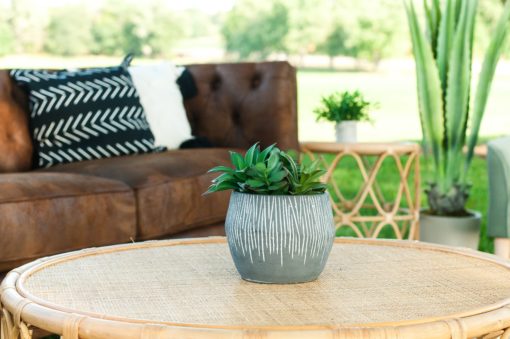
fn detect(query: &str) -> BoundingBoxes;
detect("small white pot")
[335,121,357,143]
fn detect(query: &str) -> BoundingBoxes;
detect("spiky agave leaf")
[444,0,477,189]
[405,0,445,188]
[423,0,442,56]
[436,0,460,102]
[465,0,510,175]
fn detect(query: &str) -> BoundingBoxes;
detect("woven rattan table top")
[3,237,510,338]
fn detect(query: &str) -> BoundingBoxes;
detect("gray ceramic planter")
[225,191,335,284]
[420,210,481,250]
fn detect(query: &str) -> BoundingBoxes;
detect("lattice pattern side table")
[301,142,421,240]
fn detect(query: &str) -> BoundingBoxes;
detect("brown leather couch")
[0,61,299,272]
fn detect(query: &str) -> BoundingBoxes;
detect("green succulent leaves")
[206,143,327,195]
[405,0,510,215]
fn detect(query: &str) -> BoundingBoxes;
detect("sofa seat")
[0,173,136,271]
[41,148,232,239]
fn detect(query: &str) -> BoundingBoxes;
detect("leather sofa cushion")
[41,149,232,239]
[0,173,136,272]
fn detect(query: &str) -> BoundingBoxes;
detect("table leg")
[1,307,33,339]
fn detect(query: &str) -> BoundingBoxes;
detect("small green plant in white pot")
[206,143,335,284]
[405,0,510,249]
[314,90,374,143]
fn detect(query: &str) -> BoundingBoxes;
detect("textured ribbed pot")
[335,121,357,143]
[225,192,335,284]
[419,210,481,250]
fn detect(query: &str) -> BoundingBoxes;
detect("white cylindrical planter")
[335,121,357,143]
[419,210,481,250]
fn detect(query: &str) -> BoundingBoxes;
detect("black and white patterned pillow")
[10,66,165,168]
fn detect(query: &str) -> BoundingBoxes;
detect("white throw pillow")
[128,62,192,149]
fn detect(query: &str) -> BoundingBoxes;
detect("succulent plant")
[206,143,327,195]
[425,183,470,216]
[405,0,510,216]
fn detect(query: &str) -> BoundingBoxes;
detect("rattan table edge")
[2,237,510,339]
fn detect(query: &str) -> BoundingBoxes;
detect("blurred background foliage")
[0,0,508,66]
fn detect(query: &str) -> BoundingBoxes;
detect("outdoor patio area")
[1,0,510,338]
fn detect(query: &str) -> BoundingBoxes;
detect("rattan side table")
[2,237,510,338]
[301,142,421,240]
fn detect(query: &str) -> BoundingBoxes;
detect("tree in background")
[285,0,331,63]
[44,5,93,56]
[1,0,505,68]
[0,5,14,56]
[330,0,404,69]
[94,0,182,57]
[221,0,404,68]
[8,0,48,53]
[180,9,217,38]
[348,16,397,68]
[0,0,191,58]
[145,4,184,57]
[222,0,289,60]
[319,24,350,69]
[91,1,149,56]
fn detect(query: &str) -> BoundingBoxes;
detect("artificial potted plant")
[405,0,510,249]
[314,90,374,143]
[206,143,335,284]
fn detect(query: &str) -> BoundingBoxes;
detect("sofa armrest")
[184,61,299,151]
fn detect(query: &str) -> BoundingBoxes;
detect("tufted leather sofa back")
[0,61,299,173]
[185,61,299,151]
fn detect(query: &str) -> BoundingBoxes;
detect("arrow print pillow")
[10,65,165,168]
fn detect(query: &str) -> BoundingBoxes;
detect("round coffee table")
[2,237,510,338]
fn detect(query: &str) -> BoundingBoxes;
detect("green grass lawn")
[297,68,495,253]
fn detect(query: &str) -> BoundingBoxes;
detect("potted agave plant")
[206,143,335,284]
[405,0,510,249]
[314,90,374,143]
